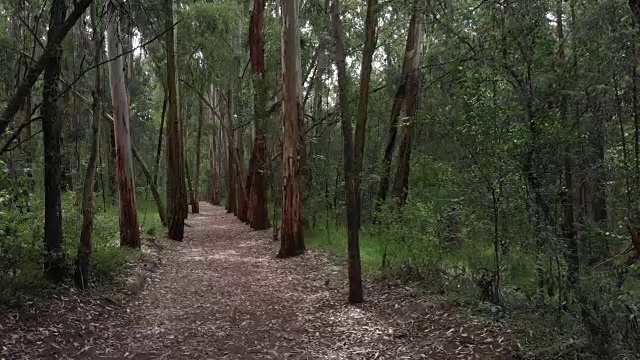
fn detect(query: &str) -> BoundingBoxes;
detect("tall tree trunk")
[330,0,363,303]
[376,9,420,208]
[106,0,140,248]
[193,98,204,212]
[392,10,422,207]
[165,0,188,240]
[556,0,578,286]
[354,0,378,226]
[75,0,102,289]
[42,0,67,282]
[226,87,238,215]
[209,86,221,205]
[184,103,198,214]
[248,0,270,229]
[278,0,305,257]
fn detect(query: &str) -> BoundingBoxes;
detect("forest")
[1,0,640,358]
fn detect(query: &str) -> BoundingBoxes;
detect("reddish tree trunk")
[107,1,141,248]
[278,0,305,257]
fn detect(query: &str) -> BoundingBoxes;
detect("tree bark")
[193,98,204,213]
[42,0,67,283]
[226,87,238,215]
[376,9,419,208]
[75,0,102,289]
[330,0,363,303]
[392,9,422,207]
[354,0,378,225]
[106,0,141,248]
[248,0,270,230]
[153,90,168,188]
[278,0,305,257]
[165,0,188,241]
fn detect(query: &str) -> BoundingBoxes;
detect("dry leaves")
[0,203,518,359]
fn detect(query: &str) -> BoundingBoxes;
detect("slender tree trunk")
[354,0,378,226]
[153,90,168,187]
[376,10,419,208]
[248,0,270,229]
[392,10,422,207]
[193,98,204,213]
[184,104,198,214]
[129,141,167,225]
[226,87,238,215]
[75,0,102,289]
[106,0,141,248]
[278,0,305,257]
[165,0,188,241]
[330,0,363,303]
[42,0,67,282]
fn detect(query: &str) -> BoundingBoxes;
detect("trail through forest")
[1,203,517,359]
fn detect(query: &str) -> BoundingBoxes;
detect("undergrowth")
[305,207,640,359]
[0,188,162,309]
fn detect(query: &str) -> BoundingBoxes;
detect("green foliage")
[0,182,155,308]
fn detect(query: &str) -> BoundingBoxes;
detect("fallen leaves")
[0,203,518,359]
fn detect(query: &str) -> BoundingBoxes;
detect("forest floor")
[1,203,519,359]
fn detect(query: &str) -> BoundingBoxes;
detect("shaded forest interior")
[1,0,640,358]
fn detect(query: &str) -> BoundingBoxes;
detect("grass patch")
[305,222,384,276]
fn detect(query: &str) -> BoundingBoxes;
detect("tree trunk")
[392,9,422,207]
[130,141,167,226]
[184,104,198,214]
[278,0,305,257]
[106,0,141,248]
[330,0,363,303]
[153,90,168,188]
[42,0,67,282]
[165,0,188,241]
[226,87,238,215]
[193,98,204,213]
[354,0,378,226]
[248,0,270,229]
[376,9,420,208]
[75,0,102,289]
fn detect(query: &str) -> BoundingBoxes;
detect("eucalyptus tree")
[106,0,140,248]
[166,0,188,241]
[42,0,67,281]
[278,0,305,257]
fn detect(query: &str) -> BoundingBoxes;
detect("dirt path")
[1,203,517,359]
